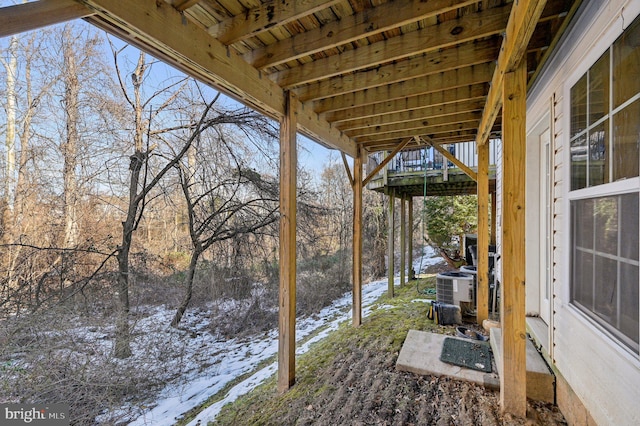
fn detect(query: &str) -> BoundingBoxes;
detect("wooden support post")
[491,189,497,245]
[400,193,406,286]
[500,60,527,416]
[408,196,414,280]
[353,147,363,327]
[278,91,297,393]
[388,188,395,297]
[477,142,490,324]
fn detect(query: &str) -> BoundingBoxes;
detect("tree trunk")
[114,245,132,358]
[171,250,200,327]
[61,25,79,249]
[15,36,34,236]
[113,51,147,359]
[2,35,18,243]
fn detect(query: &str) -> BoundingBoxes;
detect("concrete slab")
[396,329,500,389]
[490,327,555,403]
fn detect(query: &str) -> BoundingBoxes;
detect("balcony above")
[366,143,498,197]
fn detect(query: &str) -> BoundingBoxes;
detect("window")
[572,195,639,352]
[570,14,640,354]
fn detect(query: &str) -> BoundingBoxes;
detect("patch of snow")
[124,278,388,426]
[413,244,442,274]
[121,246,441,425]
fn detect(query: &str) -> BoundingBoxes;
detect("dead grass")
[211,276,566,426]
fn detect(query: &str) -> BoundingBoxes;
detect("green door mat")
[440,337,493,373]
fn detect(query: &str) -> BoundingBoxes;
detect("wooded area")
[0,22,404,423]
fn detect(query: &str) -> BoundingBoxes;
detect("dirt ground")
[253,342,564,426]
[213,273,567,426]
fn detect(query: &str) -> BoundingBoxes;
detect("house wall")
[524,0,640,424]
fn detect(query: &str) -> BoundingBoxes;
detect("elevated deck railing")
[366,140,499,178]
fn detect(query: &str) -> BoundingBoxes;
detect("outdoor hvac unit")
[436,271,474,305]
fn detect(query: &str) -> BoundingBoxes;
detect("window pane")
[613,14,640,109]
[588,120,609,186]
[620,193,639,260]
[571,134,587,190]
[594,197,618,255]
[620,263,639,347]
[573,249,594,308]
[594,255,617,323]
[571,75,587,139]
[590,50,610,123]
[612,98,640,180]
[572,199,595,309]
[574,198,594,249]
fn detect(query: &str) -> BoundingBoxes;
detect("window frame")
[565,12,640,358]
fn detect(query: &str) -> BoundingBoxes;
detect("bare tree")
[171,113,279,326]
[111,47,190,357]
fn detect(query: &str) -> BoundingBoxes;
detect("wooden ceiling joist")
[337,100,485,131]
[244,0,478,70]
[0,0,93,38]
[313,63,493,114]
[345,112,482,139]
[210,0,342,46]
[323,84,488,123]
[355,121,481,145]
[270,4,512,88]
[173,0,200,12]
[295,39,500,103]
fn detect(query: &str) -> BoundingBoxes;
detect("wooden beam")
[491,189,497,245]
[278,91,298,393]
[363,132,480,150]
[352,146,364,327]
[210,0,341,46]
[82,0,356,156]
[476,142,489,324]
[173,0,200,12]
[313,63,493,114]
[400,194,407,286]
[341,152,354,187]
[345,112,481,139]
[431,143,478,181]
[338,100,485,132]
[246,0,477,69]
[296,40,499,102]
[363,137,413,186]
[408,196,414,279]
[0,0,93,38]
[476,0,548,146]
[357,122,482,143]
[388,188,395,298]
[271,5,511,88]
[356,121,481,146]
[324,85,488,123]
[500,60,527,416]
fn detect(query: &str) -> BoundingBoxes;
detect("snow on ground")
[413,244,441,274]
[126,246,442,426]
